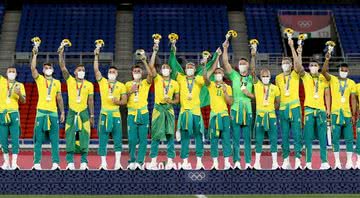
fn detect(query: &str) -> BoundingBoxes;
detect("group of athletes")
[1,32,360,171]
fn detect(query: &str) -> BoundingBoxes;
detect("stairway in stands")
[0,11,21,74]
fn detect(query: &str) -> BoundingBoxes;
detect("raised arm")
[222,40,232,74]
[196,51,219,75]
[94,48,102,81]
[321,52,331,81]
[149,44,158,77]
[204,48,221,86]
[289,39,305,76]
[58,46,70,80]
[141,55,153,84]
[31,47,39,79]
[169,43,184,79]
[56,92,65,123]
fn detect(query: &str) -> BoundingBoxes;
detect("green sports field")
[0,195,359,198]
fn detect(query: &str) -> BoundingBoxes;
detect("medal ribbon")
[76,81,84,98]
[283,73,291,93]
[7,80,16,99]
[163,79,170,96]
[339,79,347,97]
[186,78,195,94]
[45,78,54,98]
[313,76,319,96]
[263,85,270,103]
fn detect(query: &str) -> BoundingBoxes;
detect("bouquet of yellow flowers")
[168,33,179,43]
[249,39,259,51]
[297,34,307,46]
[31,36,41,49]
[152,33,162,45]
[61,39,72,48]
[226,30,238,40]
[325,41,336,54]
[95,39,105,49]
[284,28,294,40]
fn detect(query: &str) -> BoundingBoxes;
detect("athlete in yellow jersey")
[0,67,26,170]
[276,39,302,170]
[203,48,233,170]
[58,46,94,170]
[94,47,127,170]
[322,55,357,170]
[169,41,205,170]
[30,45,65,170]
[293,40,331,170]
[251,59,280,170]
[126,50,153,170]
[145,43,180,170]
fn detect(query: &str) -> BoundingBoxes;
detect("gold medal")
[46,95,51,102]
[76,96,81,103]
[285,91,290,97]
[164,94,170,100]
[6,98,10,104]
[134,95,139,103]
[341,96,346,103]
[187,93,192,100]
[263,101,269,106]
[314,94,319,99]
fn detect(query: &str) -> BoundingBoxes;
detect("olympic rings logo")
[297,20,312,28]
[188,171,206,181]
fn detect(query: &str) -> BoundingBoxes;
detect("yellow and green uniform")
[0,75,25,155]
[275,70,302,159]
[227,69,253,164]
[302,73,329,163]
[126,79,151,164]
[207,81,232,158]
[97,77,126,157]
[329,74,356,153]
[175,74,205,159]
[65,75,93,164]
[33,75,61,164]
[150,74,179,159]
[254,81,280,154]
[355,84,360,155]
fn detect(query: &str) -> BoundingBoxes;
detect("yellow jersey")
[0,75,26,112]
[207,81,232,116]
[66,75,94,113]
[302,73,329,112]
[176,74,204,115]
[35,75,61,112]
[254,81,280,118]
[126,79,151,115]
[275,70,300,110]
[98,77,126,117]
[153,74,179,105]
[329,74,356,117]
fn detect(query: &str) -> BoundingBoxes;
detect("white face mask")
[108,73,117,81]
[215,74,223,82]
[309,67,319,75]
[7,73,16,80]
[238,64,247,73]
[162,68,170,77]
[261,77,271,85]
[133,73,142,80]
[186,68,195,76]
[282,64,291,72]
[77,71,85,79]
[44,68,53,76]
[339,71,348,79]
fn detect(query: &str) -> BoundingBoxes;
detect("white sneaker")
[224,161,231,170]
[146,161,158,170]
[345,160,353,170]
[333,161,342,170]
[99,163,108,170]
[272,162,279,170]
[80,163,88,170]
[320,162,330,170]
[305,162,312,170]
[66,163,75,170]
[114,162,123,170]
[232,161,241,169]
[281,158,291,170]
[182,162,192,170]
[51,163,60,170]
[210,161,219,170]
[1,162,10,170]
[127,163,135,170]
[195,161,204,170]
[135,163,144,170]
[294,158,301,170]
[11,164,19,170]
[165,161,176,170]
[245,163,252,169]
[32,163,42,170]
[253,162,261,170]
